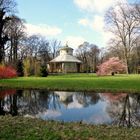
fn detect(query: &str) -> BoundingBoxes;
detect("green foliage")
[40,65,48,77]
[23,57,41,76]
[23,57,31,76]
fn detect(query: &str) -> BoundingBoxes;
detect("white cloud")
[37,110,61,118]
[25,23,62,37]
[91,15,104,31]
[74,0,94,12]
[74,0,127,13]
[78,16,104,31]
[78,15,113,46]
[76,0,128,47]
[74,0,113,13]
[102,31,114,45]
[91,15,114,45]
[63,36,86,49]
[78,18,89,26]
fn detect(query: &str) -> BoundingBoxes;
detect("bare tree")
[50,39,61,59]
[105,2,140,74]
[6,15,25,63]
[0,0,16,63]
[76,42,100,72]
[38,38,51,65]
[76,42,90,72]
[88,44,100,72]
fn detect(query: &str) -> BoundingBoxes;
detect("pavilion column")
[55,63,57,73]
[62,63,63,73]
[60,63,63,72]
[51,63,54,73]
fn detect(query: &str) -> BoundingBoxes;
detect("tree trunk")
[125,57,129,74]
[0,45,4,63]
[111,72,115,76]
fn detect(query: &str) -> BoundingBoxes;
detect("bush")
[16,60,24,77]
[0,65,17,79]
[40,65,48,77]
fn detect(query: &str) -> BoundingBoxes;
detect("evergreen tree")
[40,65,48,77]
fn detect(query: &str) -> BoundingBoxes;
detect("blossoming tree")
[97,57,126,76]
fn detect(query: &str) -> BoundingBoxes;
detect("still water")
[0,89,140,127]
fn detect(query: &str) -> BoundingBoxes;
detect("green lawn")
[0,116,140,140]
[0,74,140,93]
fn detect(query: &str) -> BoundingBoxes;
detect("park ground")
[0,74,140,140]
[0,74,140,93]
[0,116,140,140]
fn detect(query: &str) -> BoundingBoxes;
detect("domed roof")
[50,54,82,63]
[50,44,82,63]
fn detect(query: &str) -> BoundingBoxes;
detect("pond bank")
[0,116,140,140]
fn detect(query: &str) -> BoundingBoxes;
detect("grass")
[0,116,140,140]
[0,74,140,93]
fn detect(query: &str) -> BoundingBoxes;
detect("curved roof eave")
[49,55,82,63]
[50,60,82,63]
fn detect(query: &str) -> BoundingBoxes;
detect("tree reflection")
[104,93,140,127]
[0,90,62,116]
[0,90,100,116]
[75,92,100,107]
[0,89,140,127]
[0,89,17,115]
[9,94,18,116]
[54,91,100,108]
[0,100,5,115]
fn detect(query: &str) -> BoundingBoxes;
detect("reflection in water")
[0,89,140,127]
[104,93,140,127]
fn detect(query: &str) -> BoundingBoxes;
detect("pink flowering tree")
[97,57,126,76]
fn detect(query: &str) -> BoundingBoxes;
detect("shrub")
[16,60,24,77]
[40,65,48,77]
[0,65,17,79]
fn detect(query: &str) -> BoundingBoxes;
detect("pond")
[0,89,140,127]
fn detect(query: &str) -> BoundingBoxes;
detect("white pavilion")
[48,45,82,73]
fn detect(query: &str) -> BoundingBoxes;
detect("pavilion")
[48,45,82,73]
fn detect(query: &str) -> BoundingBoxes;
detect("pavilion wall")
[48,62,82,73]
[62,62,77,73]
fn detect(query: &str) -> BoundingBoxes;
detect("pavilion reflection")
[0,89,140,127]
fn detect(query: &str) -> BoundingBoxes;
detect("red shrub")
[0,65,17,79]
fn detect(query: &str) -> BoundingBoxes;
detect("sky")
[16,0,135,49]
